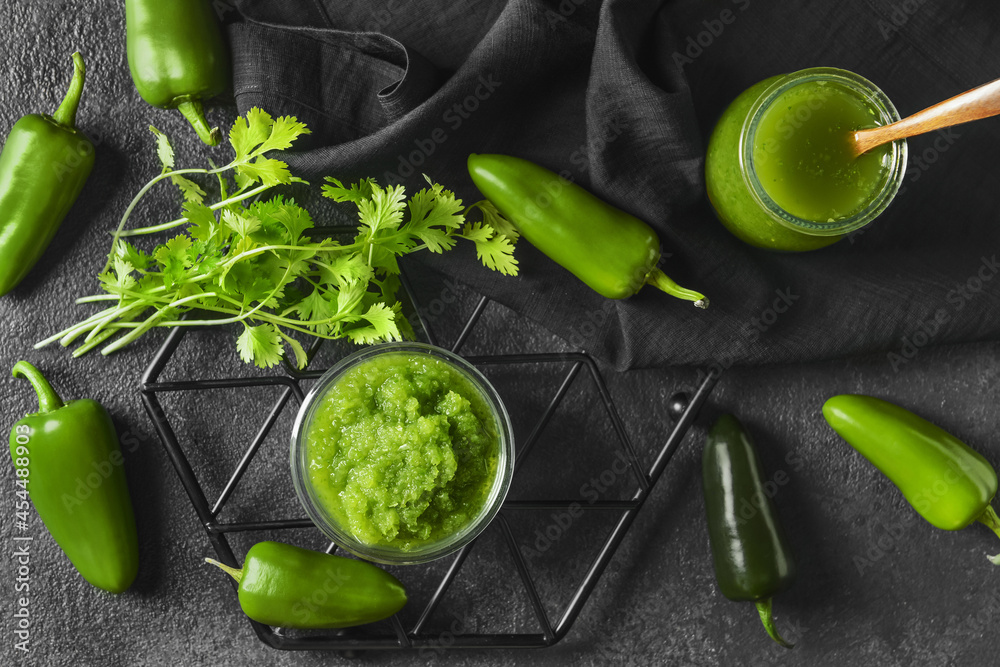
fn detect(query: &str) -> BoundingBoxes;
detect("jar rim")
[739,67,908,237]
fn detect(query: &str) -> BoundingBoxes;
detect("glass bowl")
[290,342,514,565]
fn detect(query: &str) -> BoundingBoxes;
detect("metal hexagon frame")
[139,275,718,652]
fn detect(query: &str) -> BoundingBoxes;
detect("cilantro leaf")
[230,108,274,161]
[471,199,520,242]
[295,288,337,335]
[153,235,195,286]
[318,252,372,287]
[462,225,519,276]
[237,156,295,188]
[322,177,374,204]
[150,126,175,170]
[258,115,311,153]
[150,126,207,204]
[229,110,309,190]
[460,221,493,244]
[99,257,138,296]
[279,331,309,369]
[114,240,151,272]
[345,302,400,344]
[222,209,262,238]
[270,200,314,243]
[402,185,464,253]
[171,174,207,204]
[357,183,407,233]
[184,202,219,242]
[336,280,368,315]
[236,322,284,368]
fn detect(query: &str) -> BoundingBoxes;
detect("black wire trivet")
[139,273,719,652]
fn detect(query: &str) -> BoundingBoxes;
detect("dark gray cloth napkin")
[223,0,1000,370]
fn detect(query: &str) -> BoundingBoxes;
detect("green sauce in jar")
[705,67,907,251]
[752,79,891,222]
[305,351,500,552]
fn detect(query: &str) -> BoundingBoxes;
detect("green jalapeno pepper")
[823,394,1000,563]
[126,0,230,145]
[0,53,94,296]
[206,541,408,628]
[9,361,139,593]
[702,414,796,648]
[467,153,708,307]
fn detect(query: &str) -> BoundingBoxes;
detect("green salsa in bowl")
[291,342,513,564]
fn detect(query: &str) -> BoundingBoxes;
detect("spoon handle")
[853,76,1000,155]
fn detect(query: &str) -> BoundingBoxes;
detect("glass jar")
[705,67,908,251]
[291,342,514,565]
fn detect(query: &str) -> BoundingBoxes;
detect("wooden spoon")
[851,76,1000,157]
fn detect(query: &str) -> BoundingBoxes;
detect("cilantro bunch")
[37,109,519,368]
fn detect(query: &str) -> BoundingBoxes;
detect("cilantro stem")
[101,264,293,353]
[105,167,213,271]
[64,305,149,347]
[72,289,242,325]
[69,283,358,340]
[73,327,122,357]
[117,184,272,237]
[219,243,344,270]
[34,306,119,348]
[101,292,218,355]
[102,151,264,267]
[82,300,154,344]
[76,285,169,307]
[76,294,121,303]
[72,309,142,357]
[209,159,229,200]
[206,287,358,329]
[90,315,355,342]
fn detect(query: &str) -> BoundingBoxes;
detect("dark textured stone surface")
[2,2,1000,666]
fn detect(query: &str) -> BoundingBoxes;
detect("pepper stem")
[755,598,794,649]
[205,558,243,583]
[12,361,65,414]
[178,100,221,146]
[975,504,1000,564]
[645,267,709,309]
[52,52,86,128]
